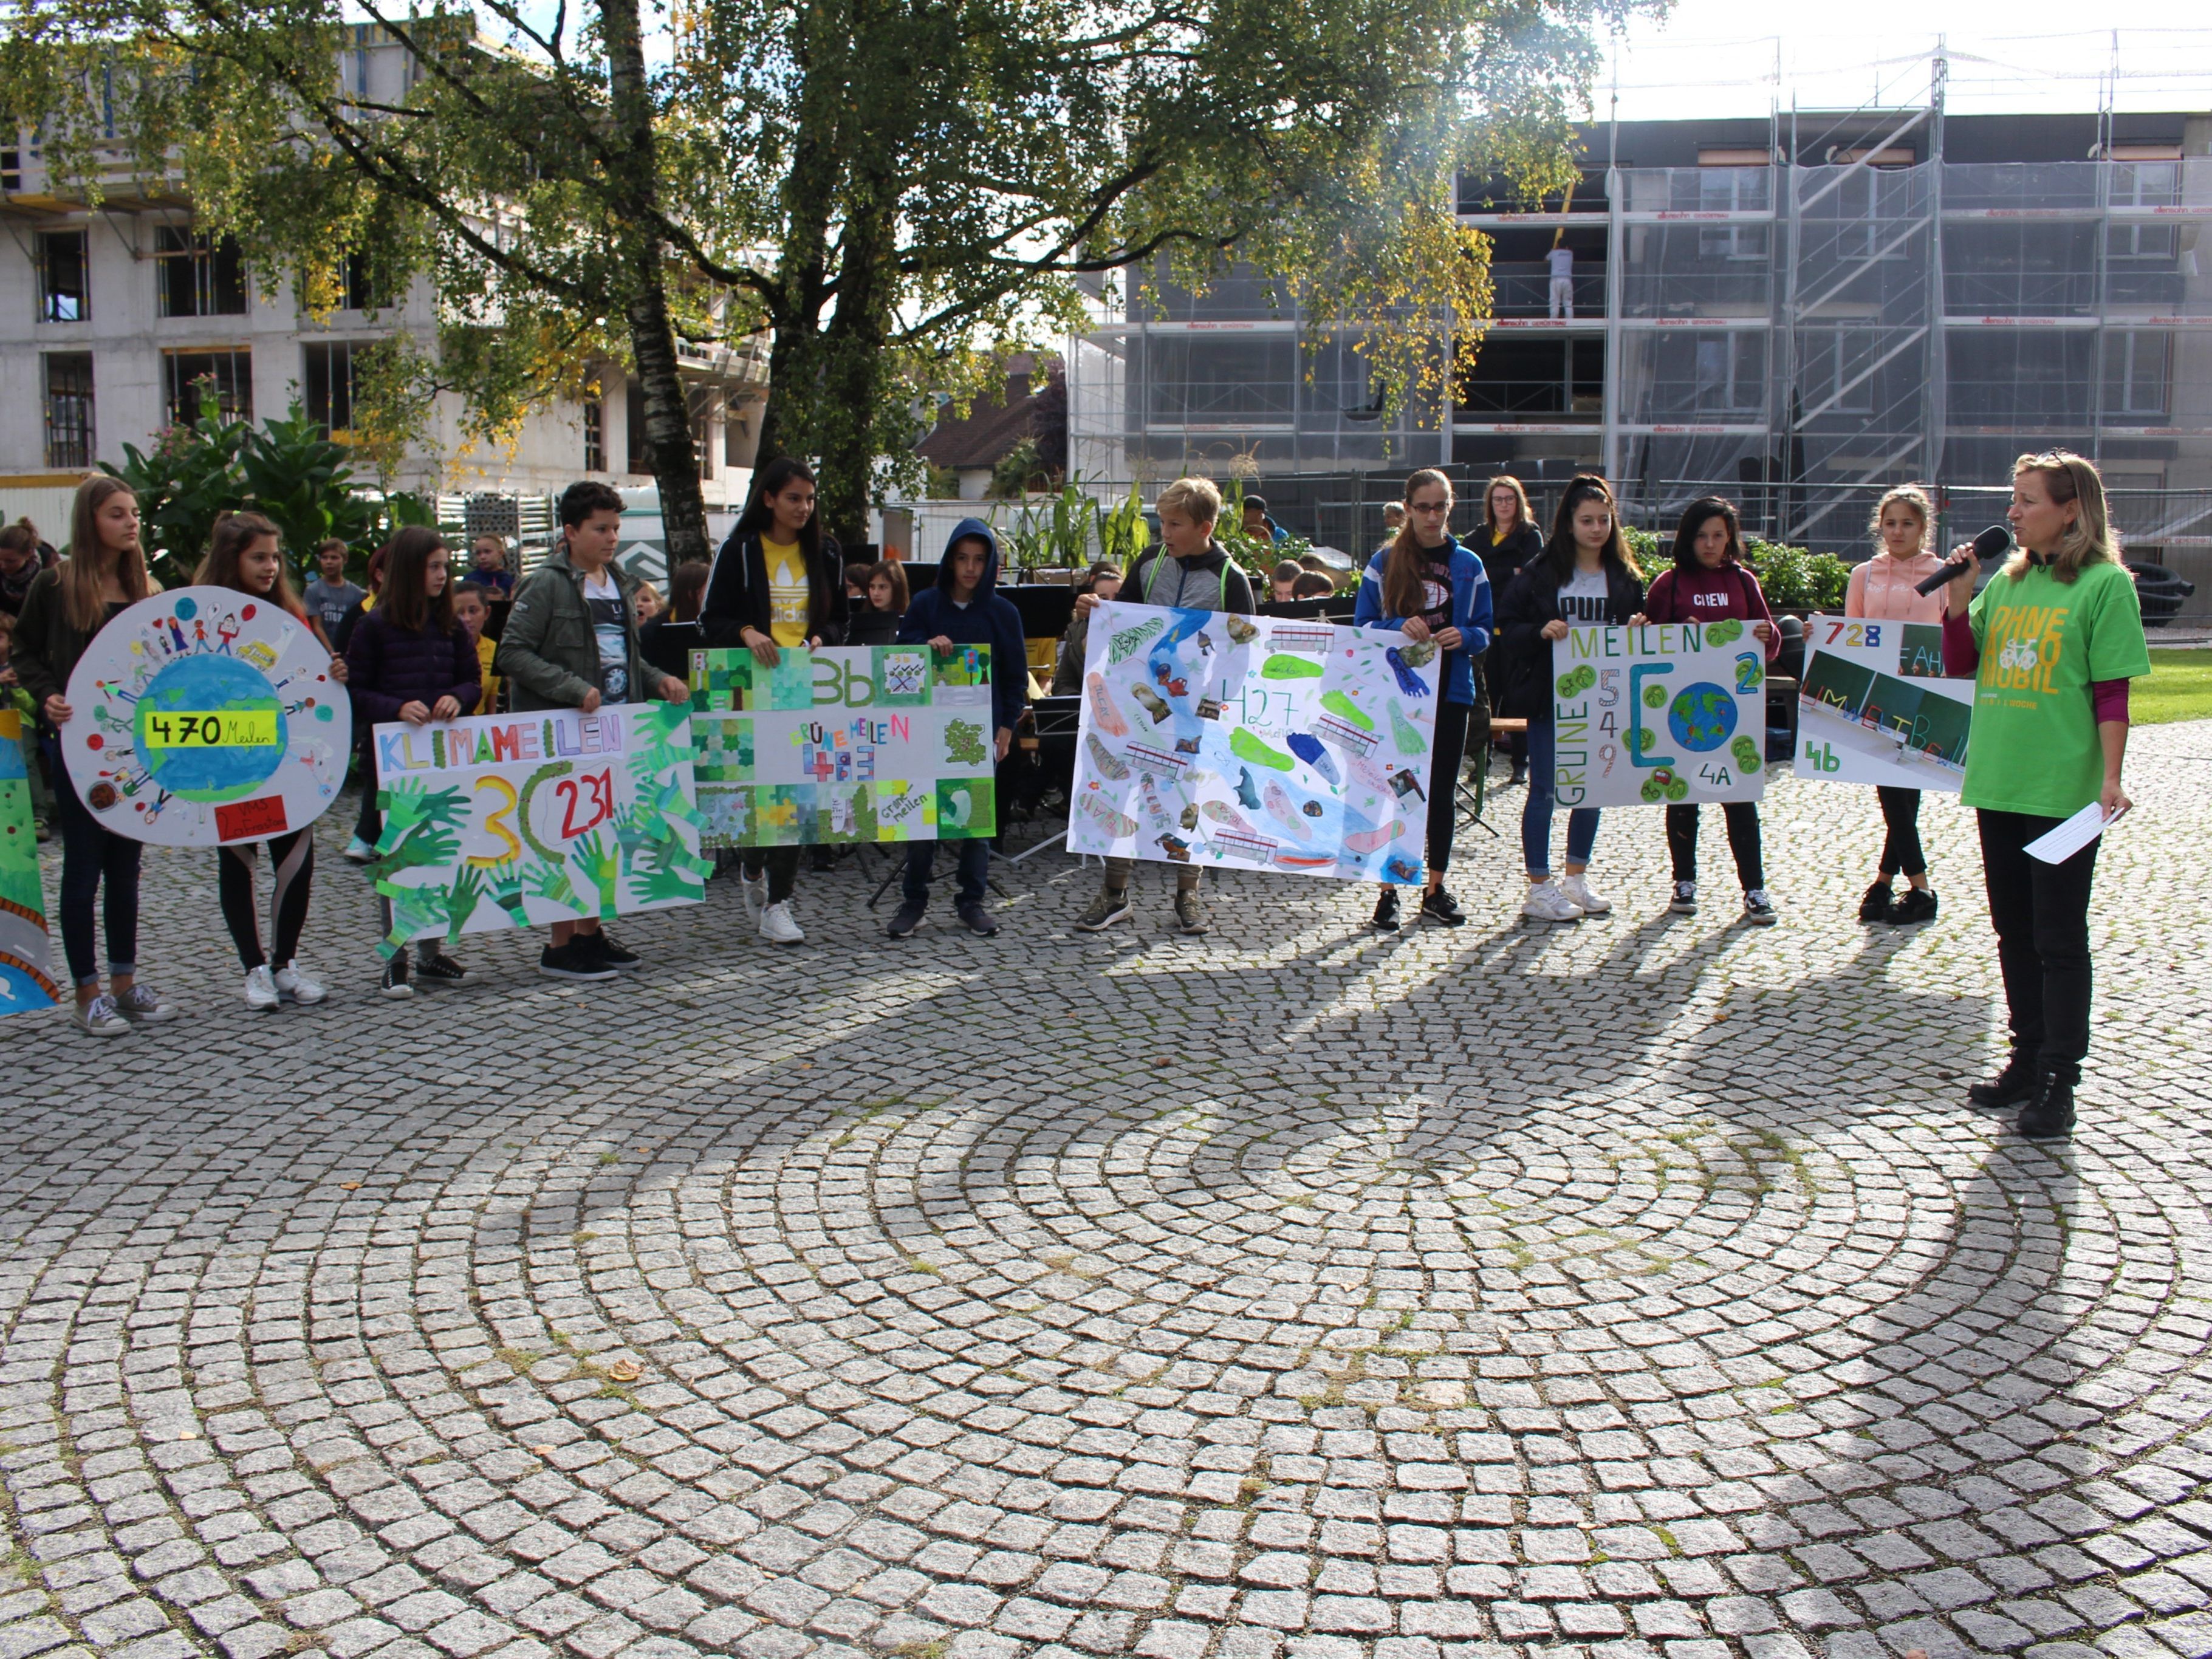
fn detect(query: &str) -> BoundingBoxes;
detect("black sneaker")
[2017,1073,2076,1140]
[587,931,642,971]
[1419,886,1466,927]
[1507,762,1528,787]
[1669,880,1698,914]
[416,953,471,987]
[886,902,926,939]
[539,942,616,981]
[1858,881,1895,923]
[379,956,413,999]
[809,846,837,872]
[956,902,1000,937]
[1371,888,1401,932]
[1968,1052,2039,1109]
[1891,886,1939,926]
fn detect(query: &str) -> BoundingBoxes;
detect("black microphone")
[1914,524,2012,596]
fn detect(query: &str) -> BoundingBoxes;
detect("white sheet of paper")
[2024,802,2117,864]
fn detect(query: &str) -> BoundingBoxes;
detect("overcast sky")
[1599,0,2212,121]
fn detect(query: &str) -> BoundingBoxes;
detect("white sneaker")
[73,993,131,1036]
[1521,880,1585,923]
[1558,874,1611,915]
[343,836,375,863]
[243,965,280,1010]
[274,962,327,1005]
[758,900,805,945]
[738,868,764,922]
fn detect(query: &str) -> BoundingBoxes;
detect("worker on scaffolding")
[1547,234,1575,320]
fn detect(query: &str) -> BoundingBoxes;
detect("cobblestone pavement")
[4,724,2211,1659]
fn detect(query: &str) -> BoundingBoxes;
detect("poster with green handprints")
[687,646,997,847]
[367,702,710,956]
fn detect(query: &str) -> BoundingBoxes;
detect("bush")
[1742,538,1851,612]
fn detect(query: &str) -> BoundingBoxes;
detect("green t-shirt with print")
[1961,558,2149,819]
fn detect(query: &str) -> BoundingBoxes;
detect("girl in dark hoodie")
[698,458,848,944]
[346,527,481,994]
[1643,496,1782,926]
[883,520,1028,939]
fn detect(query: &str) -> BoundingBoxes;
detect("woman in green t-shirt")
[1940,451,2150,1141]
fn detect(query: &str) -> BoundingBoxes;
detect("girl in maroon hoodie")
[1644,498,1782,925]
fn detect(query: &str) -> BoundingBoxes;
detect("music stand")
[1004,694,1080,866]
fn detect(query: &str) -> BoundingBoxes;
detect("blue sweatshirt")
[1352,533,1494,706]
[895,517,1030,737]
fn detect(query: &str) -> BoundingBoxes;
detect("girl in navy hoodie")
[1643,497,1782,925]
[884,519,1027,939]
[347,527,481,994]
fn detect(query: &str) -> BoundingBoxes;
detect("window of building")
[303,341,356,436]
[2103,330,2169,418]
[583,399,606,472]
[155,227,248,318]
[43,353,95,469]
[1693,334,1764,414]
[1798,329,1878,416]
[37,230,91,323]
[341,251,391,312]
[163,348,253,425]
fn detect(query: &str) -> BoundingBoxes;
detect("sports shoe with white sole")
[74,993,131,1036]
[1073,890,1132,932]
[343,835,376,863]
[1521,880,1584,923]
[1558,874,1612,915]
[758,900,806,945]
[243,965,280,1010]
[1742,889,1779,926]
[1173,889,1210,935]
[274,962,327,1005]
[1669,880,1698,914]
[737,868,765,922]
[116,984,177,1023]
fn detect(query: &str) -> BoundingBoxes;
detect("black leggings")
[1666,801,1765,891]
[1426,702,1473,875]
[218,830,314,971]
[1978,808,2098,1084]
[743,845,801,903]
[52,760,142,987]
[1876,786,1926,878]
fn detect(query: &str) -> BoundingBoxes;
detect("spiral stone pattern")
[2,728,2210,1659]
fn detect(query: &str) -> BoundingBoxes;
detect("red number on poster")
[555,769,615,838]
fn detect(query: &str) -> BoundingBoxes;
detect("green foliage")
[100,389,375,587]
[985,437,1046,501]
[1743,539,1853,612]
[1097,486,1148,573]
[1215,479,1324,585]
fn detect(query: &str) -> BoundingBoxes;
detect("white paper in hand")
[2024,802,2121,864]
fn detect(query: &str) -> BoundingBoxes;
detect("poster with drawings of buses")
[1795,614,1973,791]
[1066,600,1443,884]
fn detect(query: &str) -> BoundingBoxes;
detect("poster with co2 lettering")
[1550,622,1767,808]
[1795,614,1973,790]
[367,702,710,956]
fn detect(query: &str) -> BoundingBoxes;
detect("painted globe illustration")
[1665,681,1738,753]
[133,654,288,802]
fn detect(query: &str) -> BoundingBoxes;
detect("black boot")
[2017,1072,2076,1140]
[1858,880,1895,923]
[1968,1051,2039,1109]
[1891,886,1939,925]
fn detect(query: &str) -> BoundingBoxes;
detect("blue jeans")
[904,838,988,908]
[1521,717,1600,877]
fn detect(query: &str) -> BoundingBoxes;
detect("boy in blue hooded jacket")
[885,519,1027,938]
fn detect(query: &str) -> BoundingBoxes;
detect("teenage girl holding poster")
[1844,485,1948,926]
[1494,474,1645,923]
[1940,451,2149,1140]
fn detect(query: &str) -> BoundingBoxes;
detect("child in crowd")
[1290,571,1335,598]
[0,611,55,840]
[844,561,874,600]
[698,456,849,944]
[1050,562,1120,694]
[16,477,177,1035]
[634,581,665,626]
[885,522,1027,940]
[464,535,516,595]
[1269,559,1302,603]
[1495,474,1646,924]
[1355,468,1491,931]
[453,581,501,714]
[1846,485,1947,926]
[339,544,392,860]
[303,539,365,644]
[639,560,712,680]
[347,527,482,994]
[846,559,909,646]
[498,481,691,976]
[1643,496,1782,925]
[198,512,348,1008]
[1073,476,1254,936]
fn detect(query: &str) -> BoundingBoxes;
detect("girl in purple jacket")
[346,527,481,996]
[1643,498,1782,926]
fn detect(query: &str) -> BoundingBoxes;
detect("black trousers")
[1426,702,1472,875]
[1877,786,1926,878]
[217,830,314,971]
[1666,801,1764,891]
[1978,808,2098,1084]
[743,845,802,903]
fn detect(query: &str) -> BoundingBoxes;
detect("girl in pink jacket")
[1845,485,1947,925]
